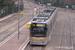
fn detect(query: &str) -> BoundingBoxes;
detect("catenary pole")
[18,0,20,39]
[33,0,34,17]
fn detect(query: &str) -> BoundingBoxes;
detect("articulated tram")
[29,7,58,45]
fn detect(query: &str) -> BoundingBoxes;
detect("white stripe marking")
[18,38,29,50]
[22,41,29,50]
[0,31,17,46]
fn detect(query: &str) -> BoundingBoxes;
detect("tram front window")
[30,27,47,37]
[30,23,47,37]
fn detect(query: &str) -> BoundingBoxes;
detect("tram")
[29,7,57,45]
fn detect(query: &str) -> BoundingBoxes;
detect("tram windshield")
[30,23,47,37]
[30,30,46,37]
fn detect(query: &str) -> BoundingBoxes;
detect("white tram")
[29,7,58,45]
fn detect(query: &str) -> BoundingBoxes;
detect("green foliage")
[0,0,4,6]
[0,0,14,9]
[0,5,23,18]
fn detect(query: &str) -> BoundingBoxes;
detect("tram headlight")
[45,37,47,40]
[45,37,47,39]
[30,36,32,38]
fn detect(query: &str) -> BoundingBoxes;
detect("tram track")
[0,14,33,42]
[70,16,73,50]
[66,13,73,50]
[58,13,73,50]
[59,18,65,50]
[25,43,46,50]
[0,14,18,27]
[0,14,32,34]
[0,11,32,32]
[57,13,65,50]
[46,12,73,50]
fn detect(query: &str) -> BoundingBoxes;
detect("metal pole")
[33,0,34,17]
[65,7,66,12]
[18,0,20,39]
[22,0,23,17]
[71,8,72,14]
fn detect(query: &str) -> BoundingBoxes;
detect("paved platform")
[0,22,30,50]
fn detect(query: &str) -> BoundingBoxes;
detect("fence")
[0,4,23,18]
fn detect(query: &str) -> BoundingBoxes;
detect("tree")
[0,0,4,6]
[0,0,14,8]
